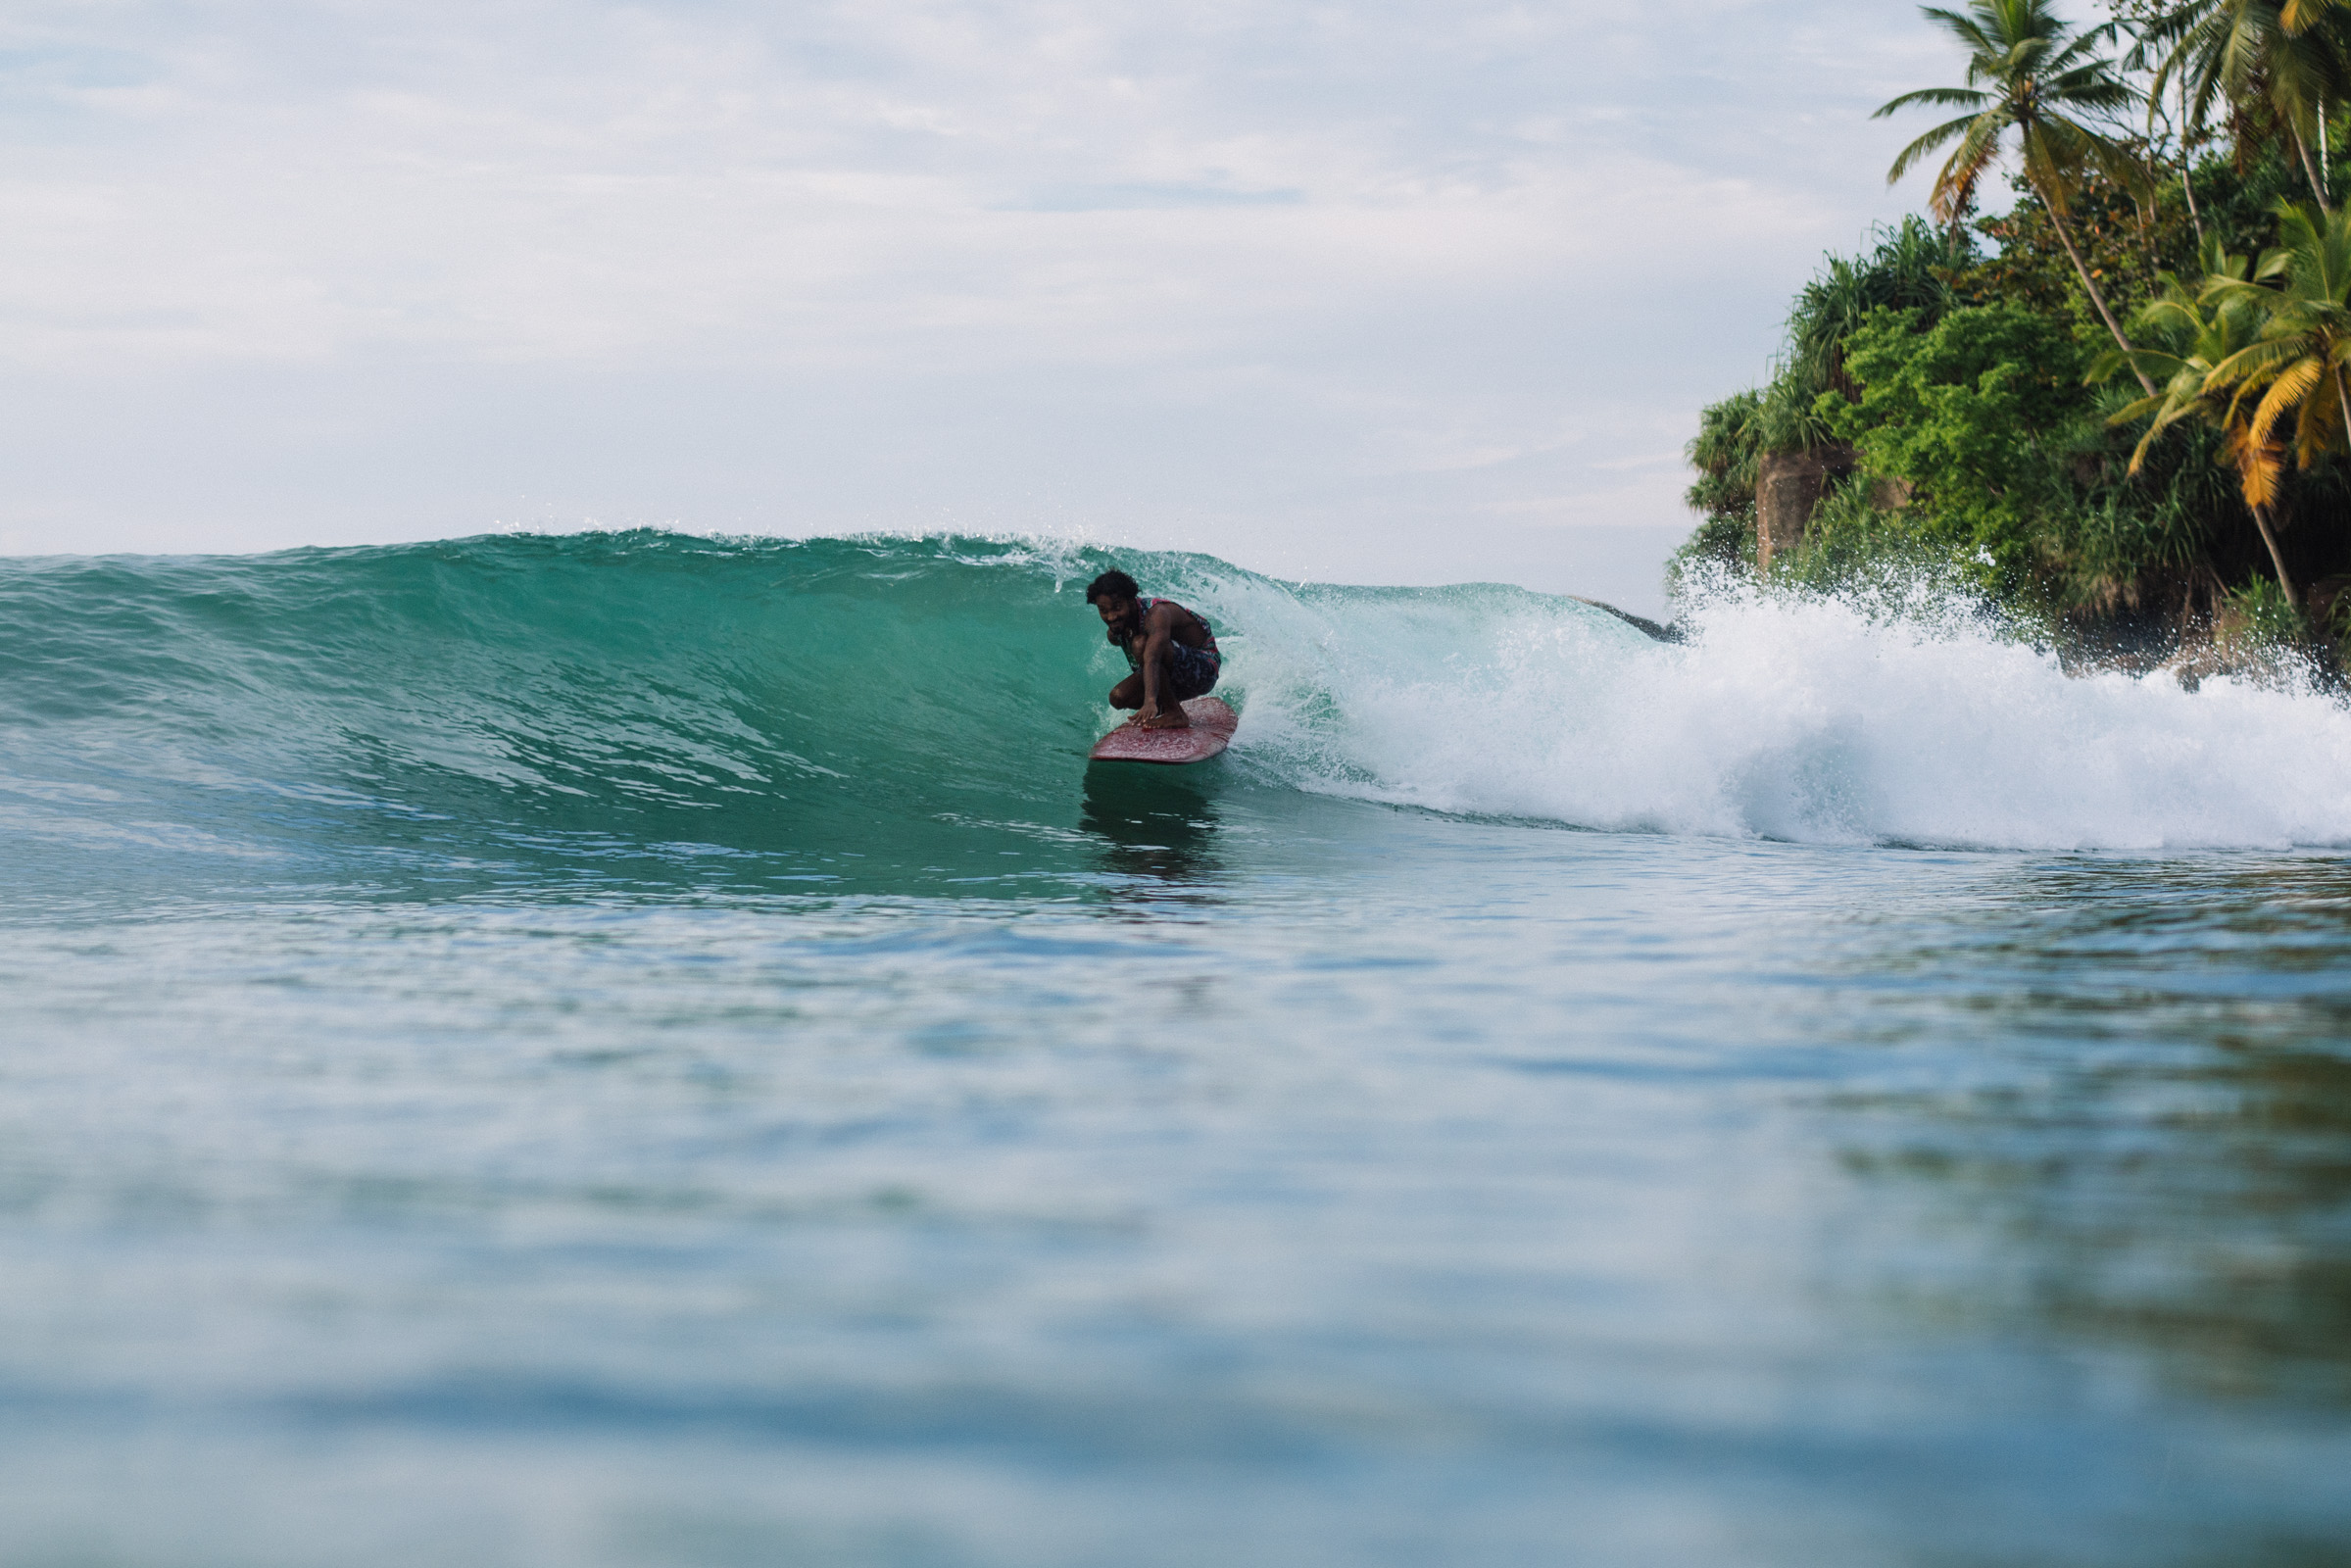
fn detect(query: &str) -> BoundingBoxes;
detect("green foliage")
[1818,305,2094,601]
[1672,0,2351,649]
[1684,386,1762,532]
[2220,574,2308,648]
[2203,200,2351,480]
[2049,425,2221,607]
[1768,473,1969,589]
[1732,218,1983,462]
[2180,131,2332,251]
[1676,222,1986,576]
[2084,235,2263,476]
[1787,218,1972,394]
[2330,581,2351,664]
[1677,389,1765,584]
[1954,164,2200,323]
[2135,0,2349,209]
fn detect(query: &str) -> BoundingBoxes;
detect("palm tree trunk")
[2033,176,2158,397]
[2294,126,2335,215]
[2334,364,2351,461]
[2250,502,2299,609]
[2181,82,2205,245]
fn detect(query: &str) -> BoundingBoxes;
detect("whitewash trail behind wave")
[1208,575,2351,851]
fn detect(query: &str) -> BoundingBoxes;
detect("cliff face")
[1753,444,1856,569]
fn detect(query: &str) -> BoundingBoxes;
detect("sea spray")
[1226,564,2351,850]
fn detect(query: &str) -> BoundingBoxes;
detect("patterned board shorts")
[1138,641,1220,701]
[1167,643,1221,700]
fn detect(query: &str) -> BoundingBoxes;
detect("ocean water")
[3,530,2349,1568]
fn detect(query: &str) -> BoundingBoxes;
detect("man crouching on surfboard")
[1086,569,1220,731]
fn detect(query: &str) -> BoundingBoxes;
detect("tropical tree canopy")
[2089,235,2262,470]
[2205,202,2351,466]
[1879,0,2150,224]
[1876,0,2158,390]
[2136,0,2350,208]
[1680,0,2351,648]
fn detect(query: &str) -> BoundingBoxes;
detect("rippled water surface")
[4,535,2348,1566]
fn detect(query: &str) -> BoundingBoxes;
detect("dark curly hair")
[1084,569,1140,605]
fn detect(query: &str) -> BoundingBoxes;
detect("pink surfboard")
[1088,697,1239,764]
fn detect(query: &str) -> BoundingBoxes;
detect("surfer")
[1085,569,1219,730]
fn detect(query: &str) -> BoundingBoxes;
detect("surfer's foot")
[1140,710,1192,730]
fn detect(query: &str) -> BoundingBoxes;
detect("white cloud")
[0,0,1960,614]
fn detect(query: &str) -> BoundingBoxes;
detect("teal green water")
[3,532,2349,1566]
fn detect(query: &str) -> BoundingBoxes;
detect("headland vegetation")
[1679,0,2351,677]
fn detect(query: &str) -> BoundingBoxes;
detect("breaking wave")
[3,530,2348,895]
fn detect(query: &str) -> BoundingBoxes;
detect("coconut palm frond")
[2225,419,2288,507]
[2208,333,2312,384]
[1931,116,2012,220]
[2146,0,2346,203]
[1873,87,1994,118]
[1886,112,1995,185]
[2248,356,2325,447]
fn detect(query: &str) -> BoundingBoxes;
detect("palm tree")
[2208,205,2351,455]
[2136,0,2350,213]
[2199,200,2351,603]
[2092,238,2302,597]
[1878,0,2158,394]
[2096,241,2262,465]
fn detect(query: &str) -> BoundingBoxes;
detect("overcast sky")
[0,0,1960,614]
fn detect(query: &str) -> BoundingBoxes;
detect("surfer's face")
[1096,596,1139,642]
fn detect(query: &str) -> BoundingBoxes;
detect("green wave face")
[0,530,1655,901]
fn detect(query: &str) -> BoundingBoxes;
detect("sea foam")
[1205,572,2351,852]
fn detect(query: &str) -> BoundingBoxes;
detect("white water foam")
[1205,573,2351,852]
